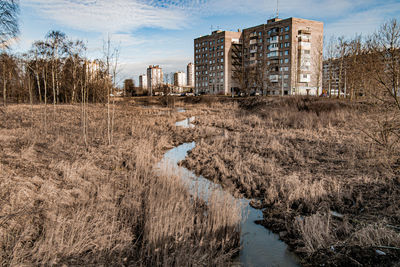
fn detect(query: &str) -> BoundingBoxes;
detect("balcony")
[250,39,257,45]
[269,59,279,65]
[270,38,279,44]
[250,49,257,53]
[300,53,311,59]
[249,32,258,38]
[299,74,311,83]
[298,29,311,35]
[269,46,279,52]
[269,75,279,82]
[298,36,311,42]
[299,42,311,49]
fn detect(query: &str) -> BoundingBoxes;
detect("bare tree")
[103,35,119,145]
[346,35,363,100]
[336,36,348,98]
[0,52,15,106]
[46,30,67,106]
[66,39,86,103]
[368,19,400,110]
[0,0,19,48]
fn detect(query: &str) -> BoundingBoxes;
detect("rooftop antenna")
[276,0,279,18]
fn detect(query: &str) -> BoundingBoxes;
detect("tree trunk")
[3,66,6,107]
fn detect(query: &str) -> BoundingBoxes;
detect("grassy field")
[2,96,400,266]
[179,97,400,266]
[0,103,241,266]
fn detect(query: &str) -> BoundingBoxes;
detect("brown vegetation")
[181,97,400,266]
[0,104,241,266]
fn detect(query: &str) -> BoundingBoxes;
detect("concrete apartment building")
[322,59,341,96]
[194,30,242,94]
[187,62,195,87]
[194,17,324,95]
[146,65,163,94]
[139,74,147,90]
[174,71,186,87]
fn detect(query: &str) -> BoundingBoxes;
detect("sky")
[14,0,400,85]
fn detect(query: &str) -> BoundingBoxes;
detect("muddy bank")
[180,98,400,266]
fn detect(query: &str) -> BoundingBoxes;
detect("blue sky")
[14,0,400,84]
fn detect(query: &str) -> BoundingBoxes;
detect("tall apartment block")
[194,30,242,94]
[187,62,195,87]
[146,65,163,94]
[174,71,186,87]
[194,17,323,95]
[139,74,147,90]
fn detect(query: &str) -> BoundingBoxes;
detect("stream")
[158,114,300,267]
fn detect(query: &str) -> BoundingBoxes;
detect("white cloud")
[22,0,199,32]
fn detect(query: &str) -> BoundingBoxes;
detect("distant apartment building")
[187,62,195,87]
[139,74,147,89]
[147,65,163,94]
[174,71,186,87]
[322,59,341,96]
[194,30,242,94]
[194,17,324,96]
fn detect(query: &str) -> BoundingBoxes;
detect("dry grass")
[294,213,334,253]
[180,97,400,266]
[0,103,241,266]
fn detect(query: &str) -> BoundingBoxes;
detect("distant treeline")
[0,30,116,106]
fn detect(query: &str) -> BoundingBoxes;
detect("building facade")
[146,65,163,94]
[194,30,242,95]
[174,71,186,87]
[194,17,324,96]
[187,62,195,87]
[139,74,147,90]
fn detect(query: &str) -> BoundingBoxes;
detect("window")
[279,51,283,56]
[258,32,262,36]
[285,26,290,32]
[280,36,283,41]
[221,52,224,56]
[221,58,224,62]
[285,34,289,40]
[284,50,289,56]
[284,58,289,63]
[285,42,290,47]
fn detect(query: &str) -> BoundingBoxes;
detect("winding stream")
[158,114,300,267]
